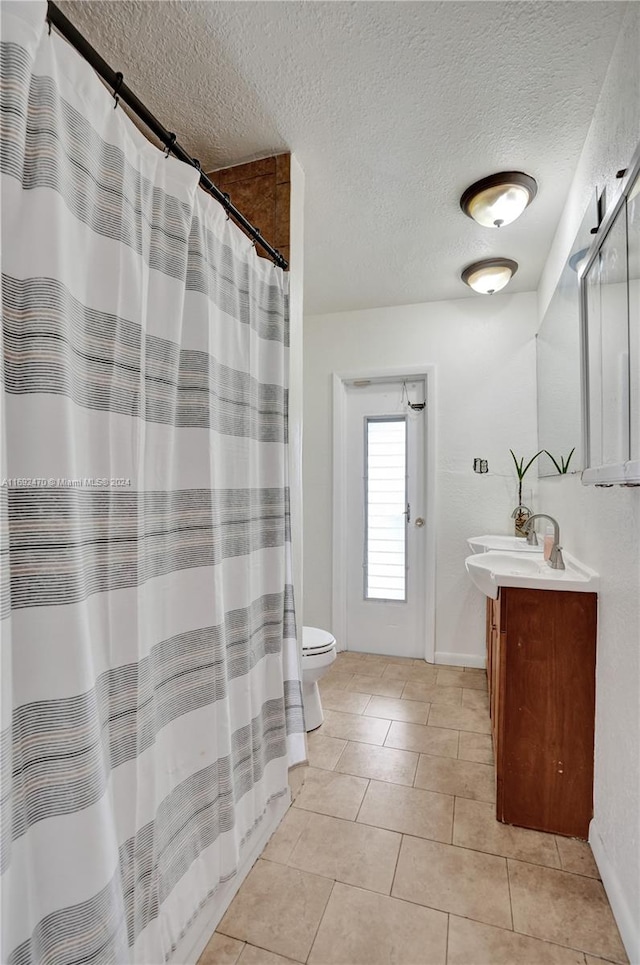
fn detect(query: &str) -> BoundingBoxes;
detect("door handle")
[415,517,425,527]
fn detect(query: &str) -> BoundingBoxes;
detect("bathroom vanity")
[486,587,597,839]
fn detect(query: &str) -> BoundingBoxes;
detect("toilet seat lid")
[302,626,336,654]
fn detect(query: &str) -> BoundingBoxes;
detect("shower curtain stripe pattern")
[1,49,287,337]
[2,275,288,437]
[0,4,305,963]
[1,592,302,857]
[1,488,289,612]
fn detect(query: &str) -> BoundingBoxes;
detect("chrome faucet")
[523,514,565,570]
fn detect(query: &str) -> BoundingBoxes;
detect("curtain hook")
[164,133,176,158]
[47,15,52,35]
[112,72,124,109]
[223,192,231,220]
[251,229,261,250]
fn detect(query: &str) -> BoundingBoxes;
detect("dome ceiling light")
[460,172,538,228]
[461,258,518,295]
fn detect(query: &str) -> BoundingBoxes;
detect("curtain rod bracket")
[45,0,288,271]
[164,133,177,158]
[112,71,123,109]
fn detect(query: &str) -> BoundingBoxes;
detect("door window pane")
[365,418,406,601]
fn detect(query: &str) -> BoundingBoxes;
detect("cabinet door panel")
[499,588,596,838]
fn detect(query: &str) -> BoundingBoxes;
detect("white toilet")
[301,626,337,731]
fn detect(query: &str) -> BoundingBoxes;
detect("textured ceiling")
[58,1,626,314]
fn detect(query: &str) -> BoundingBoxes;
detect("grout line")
[331,739,352,773]
[552,833,564,872]
[451,795,457,846]
[353,779,370,823]
[505,855,515,931]
[444,912,451,965]
[388,832,404,897]
[304,878,336,964]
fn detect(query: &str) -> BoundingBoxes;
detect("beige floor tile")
[358,656,391,676]
[348,674,404,697]
[334,652,371,672]
[453,798,561,867]
[319,709,390,744]
[392,836,512,928]
[463,666,487,676]
[357,779,453,843]
[364,695,430,723]
[402,680,463,706]
[585,958,622,965]
[462,688,490,711]
[288,764,308,802]
[320,688,371,715]
[508,859,628,962]
[306,733,347,770]
[375,655,419,666]
[335,740,418,785]
[320,671,355,691]
[308,881,448,965]
[428,702,491,735]
[385,720,459,757]
[382,662,439,684]
[292,766,368,820]
[458,731,494,765]
[414,754,496,802]
[262,808,312,865]
[555,836,601,878]
[288,811,401,894]
[237,946,302,965]
[218,860,333,963]
[448,916,586,965]
[198,933,245,965]
[437,668,487,690]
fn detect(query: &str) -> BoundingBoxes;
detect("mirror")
[628,170,640,463]
[581,145,640,485]
[537,195,598,476]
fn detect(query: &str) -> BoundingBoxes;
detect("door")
[344,379,426,657]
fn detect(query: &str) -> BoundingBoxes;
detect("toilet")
[301,626,337,731]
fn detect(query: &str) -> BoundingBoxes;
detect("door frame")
[332,366,437,662]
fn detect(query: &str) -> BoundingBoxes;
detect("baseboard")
[434,651,486,670]
[170,789,291,965]
[589,819,639,964]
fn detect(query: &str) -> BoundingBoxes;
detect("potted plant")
[510,449,543,536]
[544,448,576,474]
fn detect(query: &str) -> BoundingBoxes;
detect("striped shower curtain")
[0,3,305,962]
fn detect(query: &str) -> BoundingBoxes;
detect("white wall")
[537,7,640,960]
[303,291,538,665]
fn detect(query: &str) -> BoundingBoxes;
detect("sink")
[465,550,599,599]
[467,534,543,554]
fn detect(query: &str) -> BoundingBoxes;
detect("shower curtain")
[0,3,305,962]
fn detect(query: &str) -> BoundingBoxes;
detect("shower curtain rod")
[45,1,289,270]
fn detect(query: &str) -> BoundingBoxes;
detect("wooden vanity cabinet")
[486,588,597,839]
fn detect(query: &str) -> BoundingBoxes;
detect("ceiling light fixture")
[461,258,518,295]
[460,172,538,228]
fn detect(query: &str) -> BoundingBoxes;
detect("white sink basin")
[467,534,543,554]
[465,550,599,599]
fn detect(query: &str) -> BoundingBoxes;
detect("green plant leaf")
[544,450,563,474]
[510,449,525,479]
[561,448,575,473]
[521,450,544,477]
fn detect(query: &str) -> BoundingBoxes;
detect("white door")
[344,379,426,657]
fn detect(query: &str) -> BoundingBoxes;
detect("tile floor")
[199,652,627,965]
